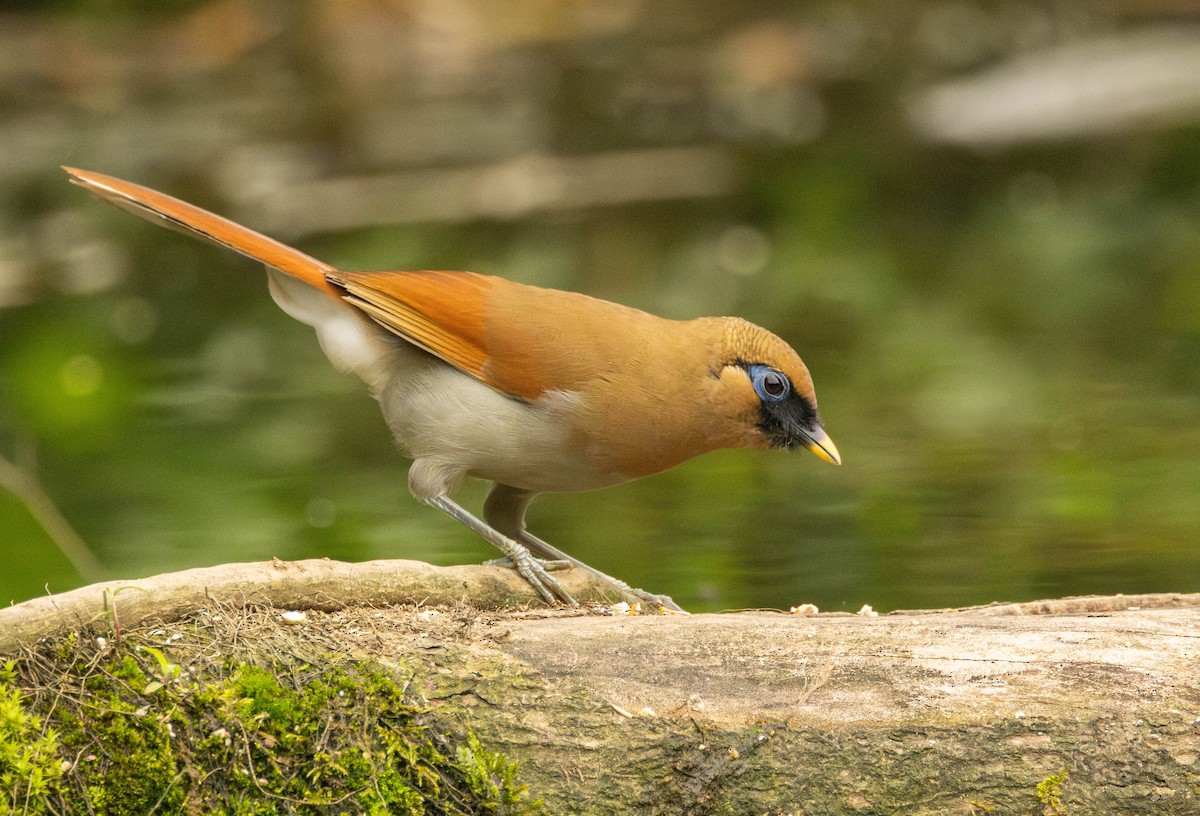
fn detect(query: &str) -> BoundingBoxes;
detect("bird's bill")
[803,427,841,466]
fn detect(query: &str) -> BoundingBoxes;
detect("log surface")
[2,559,1198,814]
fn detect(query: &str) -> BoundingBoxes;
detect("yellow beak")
[803,427,841,466]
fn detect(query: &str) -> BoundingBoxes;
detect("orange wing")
[329,269,666,403]
[329,269,495,388]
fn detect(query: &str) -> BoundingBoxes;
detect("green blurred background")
[2,1,1199,612]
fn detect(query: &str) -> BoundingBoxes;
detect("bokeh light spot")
[61,355,103,397]
[306,497,337,529]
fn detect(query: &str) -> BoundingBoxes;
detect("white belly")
[378,361,628,497]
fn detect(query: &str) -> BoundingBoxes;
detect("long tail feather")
[62,167,341,298]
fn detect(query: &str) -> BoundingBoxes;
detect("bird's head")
[702,317,840,466]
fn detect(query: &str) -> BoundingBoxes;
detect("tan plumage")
[64,166,839,611]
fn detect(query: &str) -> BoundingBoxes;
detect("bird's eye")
[749,365,791,402]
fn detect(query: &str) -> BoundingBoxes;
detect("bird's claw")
[500,545,579,607]
[485,556,574,572]
[485,537,685,612]
[631,588,686,614]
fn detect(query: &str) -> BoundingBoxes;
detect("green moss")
[456,732,532,812]
[63,701,183,815]
[1036,767,1069,815]
[0,660,64,815]
[108,654,147,684]
[2,631,540,815]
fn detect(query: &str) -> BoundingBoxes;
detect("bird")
[64,166,840,612]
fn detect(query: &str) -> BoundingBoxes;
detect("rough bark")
[0,557,627,653]
[3,559,1199,814]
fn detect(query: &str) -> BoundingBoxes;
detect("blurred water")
[2,1,1200,611]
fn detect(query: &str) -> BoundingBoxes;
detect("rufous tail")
[62,167,341,298]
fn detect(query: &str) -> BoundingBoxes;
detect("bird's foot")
[485,556,574,572]
[489,557,684,612]
[583,572,686,613]
[624,586,687,614]
[493,545,579,607]
[422,495,578,607]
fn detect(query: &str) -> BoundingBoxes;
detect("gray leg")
[484,484,687,613]
[423,496,577,607]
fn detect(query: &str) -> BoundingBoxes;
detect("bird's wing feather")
[329,269,500,393]
[327,270,643,402]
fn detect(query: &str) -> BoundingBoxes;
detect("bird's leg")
[423,496,578,607]
[484,484,688,613]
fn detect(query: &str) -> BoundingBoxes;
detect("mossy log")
[2,559,1200,814]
